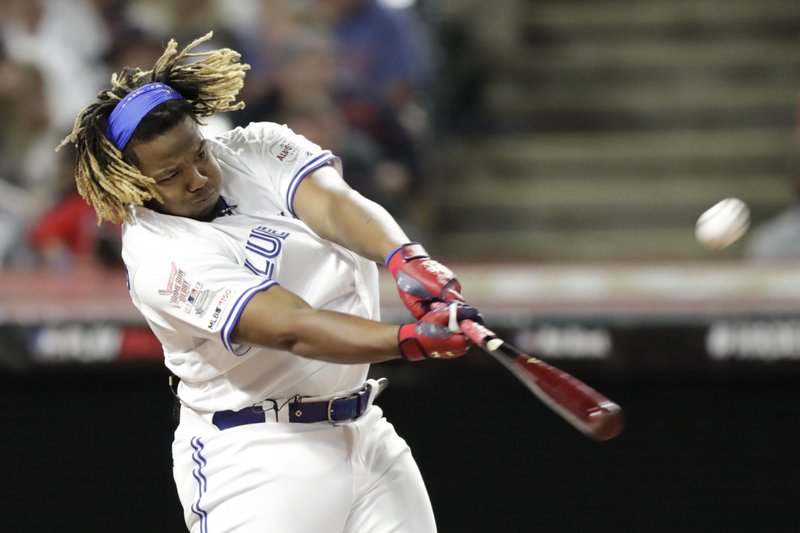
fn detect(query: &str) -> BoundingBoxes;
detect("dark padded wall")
[3,358,798,533]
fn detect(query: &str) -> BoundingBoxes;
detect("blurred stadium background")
[2,0,800,531]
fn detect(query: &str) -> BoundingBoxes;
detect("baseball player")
[59,33,478,533]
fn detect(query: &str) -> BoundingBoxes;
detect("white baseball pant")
[173,403,437,532]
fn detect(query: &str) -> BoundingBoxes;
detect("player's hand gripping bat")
[435,303,624,441]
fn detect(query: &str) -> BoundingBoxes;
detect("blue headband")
[105,82,183,150]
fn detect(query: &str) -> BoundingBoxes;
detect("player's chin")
[190,190,220,220]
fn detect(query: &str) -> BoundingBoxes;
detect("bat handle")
[459,320,504,351]
[429,302,502,350]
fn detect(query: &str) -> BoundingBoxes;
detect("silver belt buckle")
[326,393,349,423]
[326,382,373,423]
[326,397,337,423]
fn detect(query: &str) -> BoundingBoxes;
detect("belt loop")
[260,399,279,423]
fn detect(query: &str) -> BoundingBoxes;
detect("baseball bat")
[458,317,624,441]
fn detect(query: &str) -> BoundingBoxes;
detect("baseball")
[695,198,750,250]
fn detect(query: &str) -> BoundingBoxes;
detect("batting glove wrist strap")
[385,242,428,271]
[387,243,464,319]
[398,323,428,362]
[397,304,479,362]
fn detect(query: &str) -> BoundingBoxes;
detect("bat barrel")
[460,318,624,441]
[438,305,624,441]
[511,351,624,441]
[585,401,625,441]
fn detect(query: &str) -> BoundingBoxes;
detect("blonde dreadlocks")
[58,32,249,224]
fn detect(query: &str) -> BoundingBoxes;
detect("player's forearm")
[294,166,409,263]
[274,308,402,364]
[316,188,408,263]
[233,286,402,364]
[239,308,402,364]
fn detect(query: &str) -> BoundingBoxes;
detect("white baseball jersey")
[122,122,378,412]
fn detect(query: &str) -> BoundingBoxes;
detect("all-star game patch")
[159,262,211,316]
[268,138,300,163]
[184,282,212,316]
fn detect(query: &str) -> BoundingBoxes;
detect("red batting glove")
[397,303,482,362]
[386,243,464,319]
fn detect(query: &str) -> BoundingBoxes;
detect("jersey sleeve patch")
[136,256,278,356]
[158,262,218,319]
[268,138,300,163]
[246,123,338,217]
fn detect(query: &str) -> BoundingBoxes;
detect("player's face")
[131,116,223,220]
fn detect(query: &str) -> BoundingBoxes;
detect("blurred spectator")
[0,0,448,267]
[246,28,337,123]
[27,192,123,271]
[278,99,412,220]
[26,145,122,272]
[0,0,107,133]
[0,177,39,267]
[0,56,51,189]
[0,53,57,266]
[226,2,425,231]
[0,0,112,266]
[745,154,800,260]
[227,0,321,127]
[103,27,165,74]
[91,0,166,75]
[163,0,237,49]
[316,0,437,237]
[318,0,431,112]
[317,0,433,143]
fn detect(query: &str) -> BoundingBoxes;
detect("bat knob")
[485,338,503,351]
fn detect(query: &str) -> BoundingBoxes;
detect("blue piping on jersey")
[221,279,278,354]
[286,152,336,218]
[190,437,209,533]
